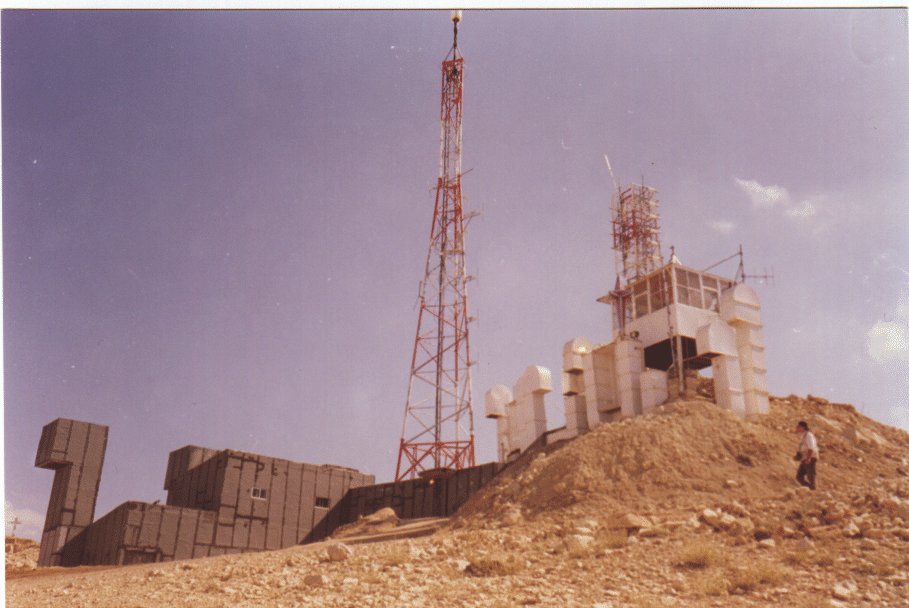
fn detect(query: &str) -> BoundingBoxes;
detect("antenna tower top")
[611,182,664,285]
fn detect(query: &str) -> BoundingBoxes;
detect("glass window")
[675,268,688,288]
[632,281,648,319]
[649,274,666,311]
[675,269,703,308]
[634,293,649,318]
[686,270,702,291]
[251,487,268,500]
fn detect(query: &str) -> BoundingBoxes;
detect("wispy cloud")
[734,177,791,208]
[734,177,824,224]
[708,220,736,234]
[785,199,818,218]
[867,291,909,363]
[5,501,45,540]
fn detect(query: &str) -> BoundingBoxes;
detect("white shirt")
[799,431,819,460]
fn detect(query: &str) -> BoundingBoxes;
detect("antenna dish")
[451,10,462,23]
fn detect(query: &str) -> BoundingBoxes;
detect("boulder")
[501,508,522,526]
[607,513,652,531]
[327,543,353,562]
[304,573,327,587]
[832,581,857,601]
[564,534,595,553]
[699,509,721,528]
[716,513,737,531]
[822,503,848,525]
[842,521,861,538]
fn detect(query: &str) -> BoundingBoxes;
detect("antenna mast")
[396,11,475,481]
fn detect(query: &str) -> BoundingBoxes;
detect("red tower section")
[396,13,475,481]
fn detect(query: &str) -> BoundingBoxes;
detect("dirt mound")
[457,393,909,524]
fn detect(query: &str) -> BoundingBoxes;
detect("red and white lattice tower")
[396,11,475,482]
[611,182,663,284]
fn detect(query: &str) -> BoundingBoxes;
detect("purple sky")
[4,9,908,539]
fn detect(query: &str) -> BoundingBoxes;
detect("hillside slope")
[7,392,909,608]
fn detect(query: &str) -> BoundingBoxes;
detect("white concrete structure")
[719,284,770,416]
[561,337,592,437]
[485,262,770,462]
[485,366,552,462]
[640,368,668,414]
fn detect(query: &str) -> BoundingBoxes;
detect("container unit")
[582,343,619,429]
[614,338,644,417]
[720,284,770,416]
[35,417,374,567]
[197,450,373,554]
[561,337,592,437]
[484,366,554,463]
[34,418,109,566]
[640,368,669,414]
[165,449,226,511]
[512,366,552,453]
[484,384,513,462]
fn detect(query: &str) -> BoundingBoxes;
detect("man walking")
[795,420,818,490]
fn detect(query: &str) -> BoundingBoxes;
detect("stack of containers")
[582,343,618,429]
[639,368,669,413]
[484,384,514,462]
[34,418,109,567]
[720,284,770,416]
[614,337,645,417]
[512,365,552,453]
[696,318,746,417]
[561,337,592,437]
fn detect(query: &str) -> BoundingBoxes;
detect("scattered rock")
[638,526,667,538]
[303,573,327,587]
[795,537,815,551]
[606,513,652,531]
[326,542,353,562]
[842,521,861,538]
[564,534,595,552]
[501,507,523,526]
[832,581,857,600]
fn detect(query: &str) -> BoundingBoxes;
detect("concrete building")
[35,418,374,566]
[485,180,770,462]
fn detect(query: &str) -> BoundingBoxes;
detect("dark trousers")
[796,458,817,490]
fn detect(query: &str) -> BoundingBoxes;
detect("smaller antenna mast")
[603,154,619,193]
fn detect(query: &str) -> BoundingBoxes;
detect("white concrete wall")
[711,354,746,417]
[561,337,593,438]
[614,338,644,417]
[640,368,668,414]
[583,342,618,429]
[512,365,552,454]
[484,384,513,462]
[720,284,769,416]
[695,319,738,358]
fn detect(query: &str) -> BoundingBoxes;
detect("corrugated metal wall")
[35,419,109,567]
[304,462,501,543]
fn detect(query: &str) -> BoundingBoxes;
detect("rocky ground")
[6,537,39,574]
[7,392,909,607]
